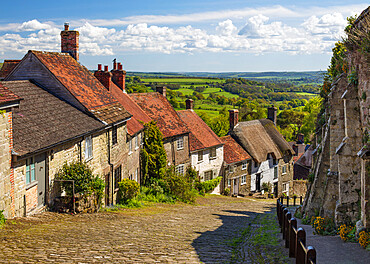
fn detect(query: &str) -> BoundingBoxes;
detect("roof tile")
[221,135,251,164]
[0,82,22,105]
[0,60,21,79]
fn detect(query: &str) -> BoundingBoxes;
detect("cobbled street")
[0,196,289,263]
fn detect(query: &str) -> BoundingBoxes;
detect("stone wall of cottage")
[192,145,223,182]
[278,157,294,197]
[127,131,142,184]
[291,180,307,198]
[224,160,251,196]
[164,134,191,168]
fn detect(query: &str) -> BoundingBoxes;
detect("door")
[274,182,278,197]
[35,153,46,207]
[256,173,261,192]
[233,178,239,195]
[105,173,111,206]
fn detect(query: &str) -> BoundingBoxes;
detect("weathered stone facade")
[164,135,191,169]
[223,160,251,196]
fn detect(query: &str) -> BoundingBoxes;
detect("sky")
[0,1,368,72]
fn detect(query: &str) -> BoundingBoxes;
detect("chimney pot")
[113,60,117,70]
[64,22,69,31]
[229,109,239,131]
[118,63,123,70]
[98,64,102,71]
[104,65,108,72]
[186,99,194,110]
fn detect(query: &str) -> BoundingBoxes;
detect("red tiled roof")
[31,51,117,111]
[177,109,222,152]
[130,93,189,138]
[109,84,151,136]
[0,82,22,105]
[221,135,251,164]
[0,60,21,79]
[29,51,131,123]
[293,153,304,163]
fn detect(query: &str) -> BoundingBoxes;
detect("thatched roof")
[230,119,293,163]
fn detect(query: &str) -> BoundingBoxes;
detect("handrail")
[277,199,316,264]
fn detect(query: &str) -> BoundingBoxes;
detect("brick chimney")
[156,86,167,97]
[297,133,304,144]
[229,109,239,131]
[186,99,194,110]
[292,144,298,156]
[94,65,112,90]
[61,22,79,61]
[111,61,126,91]
[267,106,277,126]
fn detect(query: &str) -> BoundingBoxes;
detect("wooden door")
[256,173,261,192]
[35,153,46,207]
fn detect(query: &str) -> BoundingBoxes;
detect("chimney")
[156,86,167,97]
[111,61,126,91]
[186,99,194,110]
[297,133,304,144]
[61,22,79,61]
[267,106,277,126]
[94,65,112,90]
[292,144,298,156]
[229,109,239,131]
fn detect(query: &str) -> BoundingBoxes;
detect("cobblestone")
[0,196,283,263]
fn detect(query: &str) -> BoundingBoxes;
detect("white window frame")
[241,175,247,185]
[282,165,287,175]
[177,136,184,150]
[209,147,216,159]
[198,150,203,162]
[242,161,247,170]
[176,164,184,175]
[129,139,133,154]
[85,136,93,161]
[204,170,213,181]
[26,157,36,185]
[135,135,139,149]
[227,179,231,186]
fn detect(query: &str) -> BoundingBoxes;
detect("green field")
[142,78,225,84]
[296,92,318,97]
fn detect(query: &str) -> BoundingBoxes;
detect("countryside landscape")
[0,1,370,263]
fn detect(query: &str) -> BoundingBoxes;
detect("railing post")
[277,200,280,221]
[285,212,292,248]
[282,208,288,238]
[296,228,306,264]
[289,218,297,258]
[287,196,289,207]
[306,246,316,264]
[300,196,303,205]
[293,196,296,206]
[280,205,285,228]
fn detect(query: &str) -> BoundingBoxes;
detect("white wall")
[191,145,223,181]
[250,157,277,192]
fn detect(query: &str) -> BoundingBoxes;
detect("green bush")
[0,210,5,228]
[56,161,105,205]
[223,187,231,196]
[162,167,197,203]
[308,173,315,183]
[195,176,222,195]
[262,182,272,193]
[118,178,140,203]
[137,186,175,203]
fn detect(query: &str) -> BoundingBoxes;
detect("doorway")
[35,153,46,207]
[233,178,239,196]
[255,173,261,192]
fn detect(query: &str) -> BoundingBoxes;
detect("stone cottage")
[228,107,294,197]
[220,135,251,196]
[177,99,224,182]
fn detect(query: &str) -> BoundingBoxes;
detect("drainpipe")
[107,129,114,205]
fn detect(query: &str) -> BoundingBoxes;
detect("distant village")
[0,23,310,219]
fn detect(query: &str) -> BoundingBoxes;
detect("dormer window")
[177,136,184,150]
[242,162,247,170]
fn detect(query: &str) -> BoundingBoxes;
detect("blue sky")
[0,1,368,72]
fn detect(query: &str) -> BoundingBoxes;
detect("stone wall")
[224,160,251,196]
[164,135,191,168]
[291,180,307,197]
[127,131,142,184]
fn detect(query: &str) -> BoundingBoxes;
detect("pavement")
[285,207,370,264]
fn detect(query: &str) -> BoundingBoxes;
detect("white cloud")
[17,19,51,32]
[302,13,347,40]
[217,20,237,36]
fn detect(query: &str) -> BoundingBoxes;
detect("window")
[176,164,184,175]
[140,133,143,145]
[135,168,139,182]
[112,125,117,145]
[242,162,247,170]
[85,136,93,160]
[198,151,203,162]
[229,165,235,173]
[227,179,231,186]
[204,170,213,181]
[282,165,287,174]
[129,139,132,153]
[114,166,122,190]
[26,157,35,185]
[274,167,278,179]
[241,175,247,185]
[177,136,184,150]
[135,135,139,149]
[210,147,216,159]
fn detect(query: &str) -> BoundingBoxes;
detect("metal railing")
[277,199,316,264]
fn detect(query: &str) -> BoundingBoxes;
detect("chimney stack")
[111,60,126,91]
[156,86,167,97]
[94,64,112,90]
[267,106,277,126]
[229,109,239,131]
[186,99,194,110]
[61,23,79,61]
[297,133,304,144]
[292,144,298,156]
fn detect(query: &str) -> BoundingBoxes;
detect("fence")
[279,196,303,207]
[277,199,316,264]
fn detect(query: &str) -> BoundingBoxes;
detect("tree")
[140,121,167,185]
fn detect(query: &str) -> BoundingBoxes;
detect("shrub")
[262,182,272,193]
[0,210,5,228]
[223,187,231,196]
[56,161,105,205]
[308,173,315,183]
[195,176,222,195]
[118,178,140,203]
[312,216,336,235]
[359,231,370,249]
[162,167,197,203]
[301,215,311,225]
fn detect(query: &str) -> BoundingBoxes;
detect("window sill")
[135,146,139,150]
[282,173,287,175]
[242,167,247,170]
[177,147,184,151]
[209,157,216,160]
[26,181,38,190]
[85,156,93,162]
[128,151,133,156]
[197,160,203,164]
